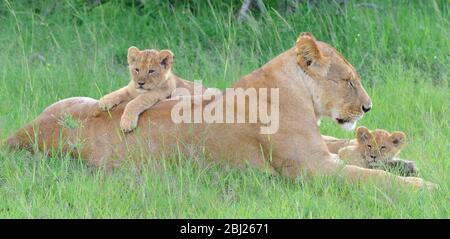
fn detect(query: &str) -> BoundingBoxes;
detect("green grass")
[0,0,448,218]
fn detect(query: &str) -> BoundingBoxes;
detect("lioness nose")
[138,82,145,86]
[362,105,371,113]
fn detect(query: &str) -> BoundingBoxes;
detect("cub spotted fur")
[338,126,417,176]
[97,47,210,132]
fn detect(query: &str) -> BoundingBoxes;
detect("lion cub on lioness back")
[338,126,417,176]
[98,47,176,132]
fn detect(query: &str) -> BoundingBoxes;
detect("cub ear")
[356,126,371,144]
[390,131,406,148]
[159,49,174,70]
[127,46,140,64]
[295,32,329,77]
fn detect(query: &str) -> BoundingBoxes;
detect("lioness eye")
[380,146,386,151]
[148,69,155,74]
[367,145,372,149]
[348,81,355,89]
[135,68,139,73]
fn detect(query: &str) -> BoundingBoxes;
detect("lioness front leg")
[276,149,435,190]
[322,135,356,154]
[98,87,130,111]
[305,154,436,190]
[337,146,366,167]
[120,91,166,132]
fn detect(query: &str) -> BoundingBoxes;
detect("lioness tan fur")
[338,126,417,176]
[5,32,435,189]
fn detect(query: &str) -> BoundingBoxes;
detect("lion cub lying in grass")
[338,126,418,176]
[97,47,186,132]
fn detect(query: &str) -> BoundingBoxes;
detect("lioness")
[338,126,417,176]
[5,32,435,189]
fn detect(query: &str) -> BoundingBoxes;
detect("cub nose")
[362,104,371,113]
[370,155,376,159]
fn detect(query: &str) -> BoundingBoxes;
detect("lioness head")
[356,126,406,165]
[127,46,174,92]
[295,32,372,130]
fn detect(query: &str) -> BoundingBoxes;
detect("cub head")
[127,46,174,92]
[356,126,406,165]
[295,32,372,131]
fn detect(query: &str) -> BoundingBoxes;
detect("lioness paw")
[120,115,138,133]
[402,177,438,191]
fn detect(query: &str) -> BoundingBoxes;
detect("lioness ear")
[159,49,174,70]
[295,32,329,77]
[128,46,140,64]
[390,131,406,148]
[356,126,371,144]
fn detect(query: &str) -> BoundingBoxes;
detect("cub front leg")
[120,91,167,132]
[98,87,130,111]
[386,158,418,176]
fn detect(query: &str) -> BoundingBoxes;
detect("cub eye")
[380,146,387,151]
[305,59,312,66]
[148,69,155,74]
[367,145,372,149]
[134,68,140,73]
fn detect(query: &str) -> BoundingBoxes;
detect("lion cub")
[98,47,177,132]
[338,126,417,176]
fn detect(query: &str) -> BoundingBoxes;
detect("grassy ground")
[0,0,448,218]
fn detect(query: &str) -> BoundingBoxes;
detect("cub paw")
[92,108,102,117]
[98,98,117,112]
[403,161,418,177]
[120,115,138,133]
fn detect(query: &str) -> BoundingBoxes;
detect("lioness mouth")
[336,118,350,124]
